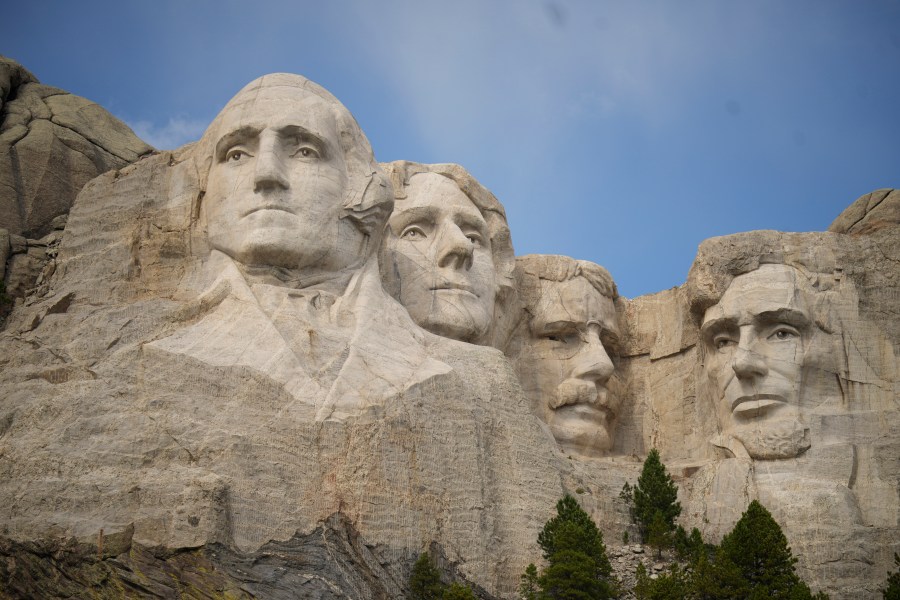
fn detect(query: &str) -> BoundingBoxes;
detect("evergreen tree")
[410,551,444,600]
[691,550,750,600]
[519,563,539,600]
[673,526,707,564]
[716,500,820,600]
[632,449,681,542]
[535,494,616,599]
[442,582,475,600]
[882,552,900,600]
[646,511,672,559]
[634,562,692,600]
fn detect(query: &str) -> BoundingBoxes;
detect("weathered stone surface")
[829,188,900,235]
[380,161,516,349]
[0,67,895,600]
[1,56,153,239]
[0,514,438,599]
[509,254,622,458]
[0,75,568,598]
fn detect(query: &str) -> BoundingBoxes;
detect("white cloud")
[124,116,210,150]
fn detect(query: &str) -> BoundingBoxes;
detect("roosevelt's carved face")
[383,173,497,343]
[517,277,620,457]
[203,84,365,274]
[701,264,814,459]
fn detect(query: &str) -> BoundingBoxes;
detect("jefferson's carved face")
[701,264,813,459]
[383,173,497,342]
[517,277,620,457]
[203,84,365,273]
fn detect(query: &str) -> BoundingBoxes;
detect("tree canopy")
[632,448,681,545]
[528,494,616,599]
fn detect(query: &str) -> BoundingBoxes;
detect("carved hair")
[685,232,847,333]
[515,254,618,310]
[192,73,393,242]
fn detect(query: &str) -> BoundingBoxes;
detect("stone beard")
[513,256,621,457]
[700,264,833,460]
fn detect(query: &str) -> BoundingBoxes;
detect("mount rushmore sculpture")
[0,67,897,598]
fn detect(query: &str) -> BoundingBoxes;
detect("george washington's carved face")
[203,83,366,274]
[701,264,816,459]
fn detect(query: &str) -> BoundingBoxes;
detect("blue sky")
[3,1,899,298]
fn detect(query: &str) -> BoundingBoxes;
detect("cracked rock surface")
[0,55,153,240]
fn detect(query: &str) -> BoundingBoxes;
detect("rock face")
[0,56,153,317]
[0,70,896,600]
[0,56,153,239]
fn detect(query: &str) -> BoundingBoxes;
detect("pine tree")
[519,563,539,600]
[410,551,444,600]
[691,550,749,600]
[535,494,616,599]
[882,552,900,600]
[634,562,692,600]
[717,500,821,600]
[646,511,672,559]
[632,449,681,543]
[442,582,475,600]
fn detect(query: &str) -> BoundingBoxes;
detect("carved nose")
[731,346,768,380]
[436,225,474,270]
[253,143,289,192]
[571,332,614,384]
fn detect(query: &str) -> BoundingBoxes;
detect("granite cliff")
[0,66,896,599]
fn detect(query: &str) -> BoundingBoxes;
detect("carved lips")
[430,280,477,296]
[730,393,786,417]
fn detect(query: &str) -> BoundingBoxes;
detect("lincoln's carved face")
[383,173,497,343]
[517,276,620,457]
[701,264,815,459]
[203,83,366,274]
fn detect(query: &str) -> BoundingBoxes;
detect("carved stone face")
[701,264,814,459]
[203,84,365,274]
[384,173,497,342]
[517,276,620,457]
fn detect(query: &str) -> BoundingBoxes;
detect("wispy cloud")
[123,116,210,150]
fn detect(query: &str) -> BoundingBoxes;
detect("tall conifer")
[632,448,681,542]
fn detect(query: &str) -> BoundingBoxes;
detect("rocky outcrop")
[829,188,900,236]
[0,56,153,239]
[0,514,487,599]
[0,56,153,315]
[0,69,895,599]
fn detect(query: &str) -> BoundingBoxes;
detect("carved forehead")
[703,264,812,325]
[211,80,341,141]
[531,277,618,332]
[397,173,485,222]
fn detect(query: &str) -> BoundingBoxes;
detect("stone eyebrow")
[533,318,578,334]
[753,308,811,329]
[391,204,439,227]
[277,125,330,159]
[700,316,737,338]
[214,126,260,161]
[453,207,489,233]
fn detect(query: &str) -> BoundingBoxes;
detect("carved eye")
[225,148,248,162]
[714,335,736,350]
[770,327,799,341]
[544,332,578,345]
[465,232,484,246]
[295,145,321,159]
[401,226,427,241]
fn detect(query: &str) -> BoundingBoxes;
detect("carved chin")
[732,419,811,460]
